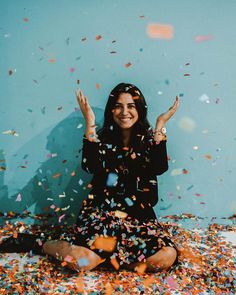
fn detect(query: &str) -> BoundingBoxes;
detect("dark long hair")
[97,83,153,147]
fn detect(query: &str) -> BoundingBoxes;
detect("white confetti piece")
[178,117,196,132]
[171,169,183,176]
[2,129,19,136]
[16,193,22,202]
[59,192,66,198]
[198,93,210,103]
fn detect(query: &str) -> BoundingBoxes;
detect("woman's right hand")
[76,89,95,124]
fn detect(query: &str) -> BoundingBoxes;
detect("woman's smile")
[112,93,139,129]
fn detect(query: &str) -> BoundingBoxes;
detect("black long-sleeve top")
[81,133,168,222]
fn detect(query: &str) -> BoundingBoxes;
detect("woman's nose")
[121,106,128,115]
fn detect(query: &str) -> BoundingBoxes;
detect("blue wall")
[1,0,235,224]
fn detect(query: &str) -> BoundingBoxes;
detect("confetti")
[146,23,174,39]
[2,129,19,136]
[195,35,213,42]
[106,173,118,187]
[125,62,132,68]
[178,116,196,132]
[96,35,102,40]
[15,193,22,202]
[199,93,210,103]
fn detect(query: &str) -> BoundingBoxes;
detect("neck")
[120,129,131,146]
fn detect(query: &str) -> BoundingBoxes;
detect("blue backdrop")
[0,0,235,225]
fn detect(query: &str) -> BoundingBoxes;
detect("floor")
[0,217,235,294]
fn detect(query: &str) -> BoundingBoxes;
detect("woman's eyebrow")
[114,102,135,105]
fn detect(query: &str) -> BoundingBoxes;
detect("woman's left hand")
[156,96,180,125]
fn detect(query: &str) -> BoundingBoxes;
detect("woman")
[0,83,180,273]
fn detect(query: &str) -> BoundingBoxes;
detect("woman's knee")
[146,246,177,270]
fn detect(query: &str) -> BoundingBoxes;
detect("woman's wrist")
[153,125,167,143]
[85,121,98,141]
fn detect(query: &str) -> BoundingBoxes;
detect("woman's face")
[112,93,139,129]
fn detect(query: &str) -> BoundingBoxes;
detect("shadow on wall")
[0,108,104,225]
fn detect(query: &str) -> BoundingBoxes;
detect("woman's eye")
[128,105,136,109]
[114,105,122,109]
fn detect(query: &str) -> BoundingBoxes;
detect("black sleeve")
[81,135,105,174]
[147,139,169,175]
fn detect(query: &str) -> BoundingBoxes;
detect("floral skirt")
[74,201,179,268]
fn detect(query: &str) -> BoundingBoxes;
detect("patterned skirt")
[73,199,179,268]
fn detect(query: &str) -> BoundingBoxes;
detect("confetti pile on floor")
[0,220,235,294]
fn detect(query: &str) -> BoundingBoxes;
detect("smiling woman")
[0,83,180,273]
[112,93,139,130]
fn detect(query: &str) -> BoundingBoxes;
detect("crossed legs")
[43,236,177,273]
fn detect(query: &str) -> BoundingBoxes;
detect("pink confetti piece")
[195,35,213,42]
[64,255,74,262]
[58,214,66,223]
[16,193,22,202]
[166,276,179,289]
[137,254,145,262]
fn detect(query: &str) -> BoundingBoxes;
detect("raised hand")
[76,89,95,125]
[156,96,180,125]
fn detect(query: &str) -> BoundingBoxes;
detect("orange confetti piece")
[70,171,75,176]
[13,230,18,238]
[49,58,56,63]
[205,154,212,160]
[143,275,156,287]
[92,236,117,252]
[125,62,132,68]
[143,188,150,192]
[61,261,67,267]
[110,257,120,270]
[96,35,102,40]
[147,23,174,39]
[104,282,113,295]
[76,276,84,293]
[23,17,29,22]
[182,169,189,174]
[52,173,61,179]
[96,83,100,89]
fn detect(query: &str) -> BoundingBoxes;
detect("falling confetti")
[2,130,19,136]
[195,35,213,42]
[178,116,196,133]
[15,193,22,202]
[146,23,174,39]
[199,93,210,103]
[125,62,132,68]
